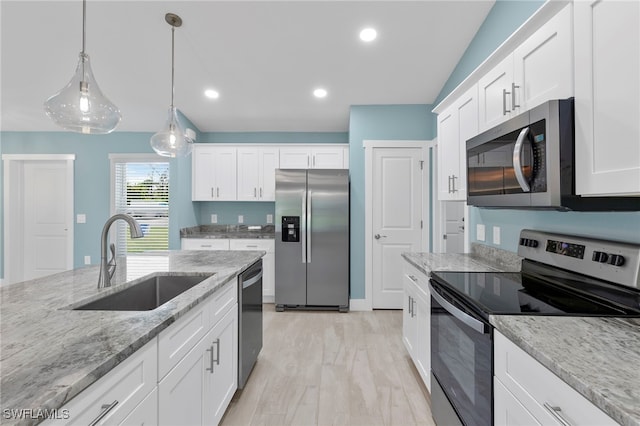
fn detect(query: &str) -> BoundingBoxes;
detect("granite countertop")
[402,243,523,275]
[180,224,275,239]
[492,316,640,426]
[0,250,264,426]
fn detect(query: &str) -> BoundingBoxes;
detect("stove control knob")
[528,239,539,248]
[592,251,609,263]
[607,254,625,267]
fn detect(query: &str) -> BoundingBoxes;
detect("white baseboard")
[349,298,372,311]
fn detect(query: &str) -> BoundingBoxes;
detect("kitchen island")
[0,250,264,425]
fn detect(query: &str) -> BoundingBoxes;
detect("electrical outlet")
[267,214,273,224]
[493,226,501,245]
[477,224,486,241]
[211,214,217,224]
[238,215,244,224]
[77,214,86,224]
[84,256,91,265]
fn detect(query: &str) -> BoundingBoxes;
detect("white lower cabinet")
[182,238,274,303]
[159,305,238,426]
[402,261,431,392]
[494,330,617,426]
[43,339,158,426]
[119,388,158,425]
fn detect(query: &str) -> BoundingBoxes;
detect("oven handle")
[513,127,531,193]
[429,282,487,334]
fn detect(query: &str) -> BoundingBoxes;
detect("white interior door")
[3,155,74,284]
[370,146,425,309]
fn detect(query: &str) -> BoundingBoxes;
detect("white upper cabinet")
[438,85,478,201]
[574,0,640,196]
[279,145,348,169]
[479,4,573,132]
[192,145,237,201]
[237,147,279,201]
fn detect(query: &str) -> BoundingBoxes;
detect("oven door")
[430,280,492,426]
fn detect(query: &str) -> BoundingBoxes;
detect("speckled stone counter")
[492,315,640,426]
[402,243,523,275]
[0,250,264,425]
[180,224,275,239]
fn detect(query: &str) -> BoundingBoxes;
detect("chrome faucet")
[98,214,144,288]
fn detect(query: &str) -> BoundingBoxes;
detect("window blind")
[112,161,169,256]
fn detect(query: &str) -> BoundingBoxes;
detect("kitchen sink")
[73,274,213,311]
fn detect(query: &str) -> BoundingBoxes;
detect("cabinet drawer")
[45,339,157,426]
[209,281,238,329]
[229,239,274,252]
[494,331,617,425]
[158,299,210,379]
[181,238,230,250]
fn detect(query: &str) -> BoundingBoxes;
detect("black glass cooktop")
[431,261,640,318]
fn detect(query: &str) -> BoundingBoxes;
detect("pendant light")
[44,0,121,134]
[150,13,193,158]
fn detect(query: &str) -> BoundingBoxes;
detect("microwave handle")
[513,127,531,193]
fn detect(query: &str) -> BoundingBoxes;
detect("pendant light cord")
[170,24,175,108]
[81,0,86,54]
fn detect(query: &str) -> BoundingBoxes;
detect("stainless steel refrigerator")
[275,169,349,312]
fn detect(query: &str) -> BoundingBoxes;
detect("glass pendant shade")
[44,52,121,134]
[150,107,193,157]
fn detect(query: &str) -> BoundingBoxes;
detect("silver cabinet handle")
[217,187,220,197]
[211,187,214,198]
[254,188,257,198]
[206,346,215,373]
[88,400,119,426]
[201,244,212,248]
[408,295,413,316]
[543,403,573,426]
[213,338,221,366]
[451,175,457,193]
[411,298,416,318]
[260,187,263,198]
[511,82,520,110]
[429,282,487,334]
[502,88,511,115]
[407,275,418,283]
[513,127,531,192]
[447,175,452,193]
[313,155,316,167]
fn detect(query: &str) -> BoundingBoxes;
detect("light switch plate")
[77,214,86,224]
[211,214,217,224]
[84,256,91,265]
[493,226,501,245]
[238,215,244,224]
[266,214,273,224]
[477,224,486,241]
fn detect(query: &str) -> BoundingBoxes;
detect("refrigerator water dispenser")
[281,216,300,242]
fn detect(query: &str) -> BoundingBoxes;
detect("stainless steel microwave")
[466,98,638,211]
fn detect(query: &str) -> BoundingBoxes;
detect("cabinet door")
[212,147,237,201]
[494,378,541,426]
[402,274,417,358]
[574,0,640,196]
[311,146,345,169]
[279,147,311,169]
[192,146,217,201]
[414,287,430,392]
[158,327,214,426]
[208,305,238,426]
[454,86,477,199]
[259,148,279,200]
[478,55,514,131]
[514,4,573,113]
[237,148,260,201]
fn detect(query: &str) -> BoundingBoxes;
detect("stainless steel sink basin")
[73,274,213,311]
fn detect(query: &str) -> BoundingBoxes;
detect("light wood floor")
[221,305,435,426]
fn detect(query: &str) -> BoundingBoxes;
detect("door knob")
[374,234,387,240]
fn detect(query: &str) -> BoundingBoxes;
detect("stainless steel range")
[429,229,640,426]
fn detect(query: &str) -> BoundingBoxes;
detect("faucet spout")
[98,214,144,288]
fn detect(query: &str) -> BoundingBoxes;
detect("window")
[110,155,169,257]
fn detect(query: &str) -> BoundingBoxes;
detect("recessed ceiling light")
[313,88,328,98]
[204,89,219,99]
[359,28,377,42]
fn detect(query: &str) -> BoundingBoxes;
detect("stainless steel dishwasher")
[238,259,263,389]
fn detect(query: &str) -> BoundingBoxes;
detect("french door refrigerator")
[275,169,349,312]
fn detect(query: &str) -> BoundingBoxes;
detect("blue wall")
[437,0,640,252]
[349,105,435,299]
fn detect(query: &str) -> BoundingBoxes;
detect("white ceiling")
[1,1,495,133]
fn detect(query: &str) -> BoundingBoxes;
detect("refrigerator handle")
[307,191,312,264]
[301,195,307,264]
